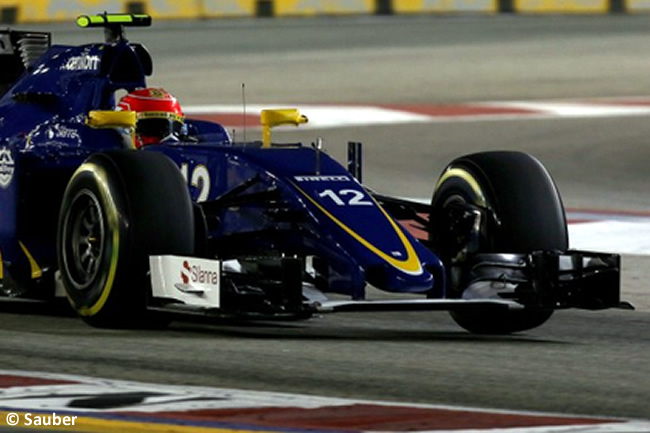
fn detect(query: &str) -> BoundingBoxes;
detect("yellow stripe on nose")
[293,183,423,275]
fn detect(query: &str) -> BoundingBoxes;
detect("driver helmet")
[118,88,185,148]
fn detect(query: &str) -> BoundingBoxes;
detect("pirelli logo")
[294,175,349,182]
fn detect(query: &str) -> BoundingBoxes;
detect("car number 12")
[318,189,372,206]
[180,163,210,202]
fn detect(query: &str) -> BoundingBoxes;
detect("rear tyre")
[431,151,568,334]
[57,150,194,328]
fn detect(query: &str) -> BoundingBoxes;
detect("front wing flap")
[461,250,627,310]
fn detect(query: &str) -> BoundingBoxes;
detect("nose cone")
[366,263,434,293]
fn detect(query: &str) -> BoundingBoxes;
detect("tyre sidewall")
[58,156,132,323]
[455,152,568,253]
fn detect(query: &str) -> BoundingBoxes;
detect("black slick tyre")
[431,151,568,334]
[57,150,194,327]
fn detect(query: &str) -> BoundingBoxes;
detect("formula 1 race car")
[0,14,626,334]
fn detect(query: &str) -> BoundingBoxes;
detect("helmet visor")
[136,118,184,140]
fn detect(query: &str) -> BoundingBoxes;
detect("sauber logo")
[0,147,15,189]
[181,260,191,284]
[174,260,220,294]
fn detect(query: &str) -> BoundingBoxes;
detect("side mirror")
[260,108,308,148]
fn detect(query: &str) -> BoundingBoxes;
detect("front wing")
[146,249,628,319]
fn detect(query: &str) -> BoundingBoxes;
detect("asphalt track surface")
[1,15,650,424]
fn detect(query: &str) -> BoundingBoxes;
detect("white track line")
[184,97,650,128]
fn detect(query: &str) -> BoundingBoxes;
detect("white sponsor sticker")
[61,54,100,71]
[0,147,15,189]
[149,255,221,308]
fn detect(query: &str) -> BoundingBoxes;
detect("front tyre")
[431,151,568,334]
[57,150,194,327]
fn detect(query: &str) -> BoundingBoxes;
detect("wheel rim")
[433,184,492,296]
[61,189,106,291]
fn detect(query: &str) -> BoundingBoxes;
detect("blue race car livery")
[0,14,626,334]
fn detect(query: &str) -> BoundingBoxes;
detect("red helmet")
[118,88,185,148]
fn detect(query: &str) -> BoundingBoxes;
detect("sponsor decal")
[146,88,168,98]
[47,124,80,141]
[150,256,222,307]
[294,175,349,182]
[0,147,15,189]
[174,259,220,294]
[61,54,100,71]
